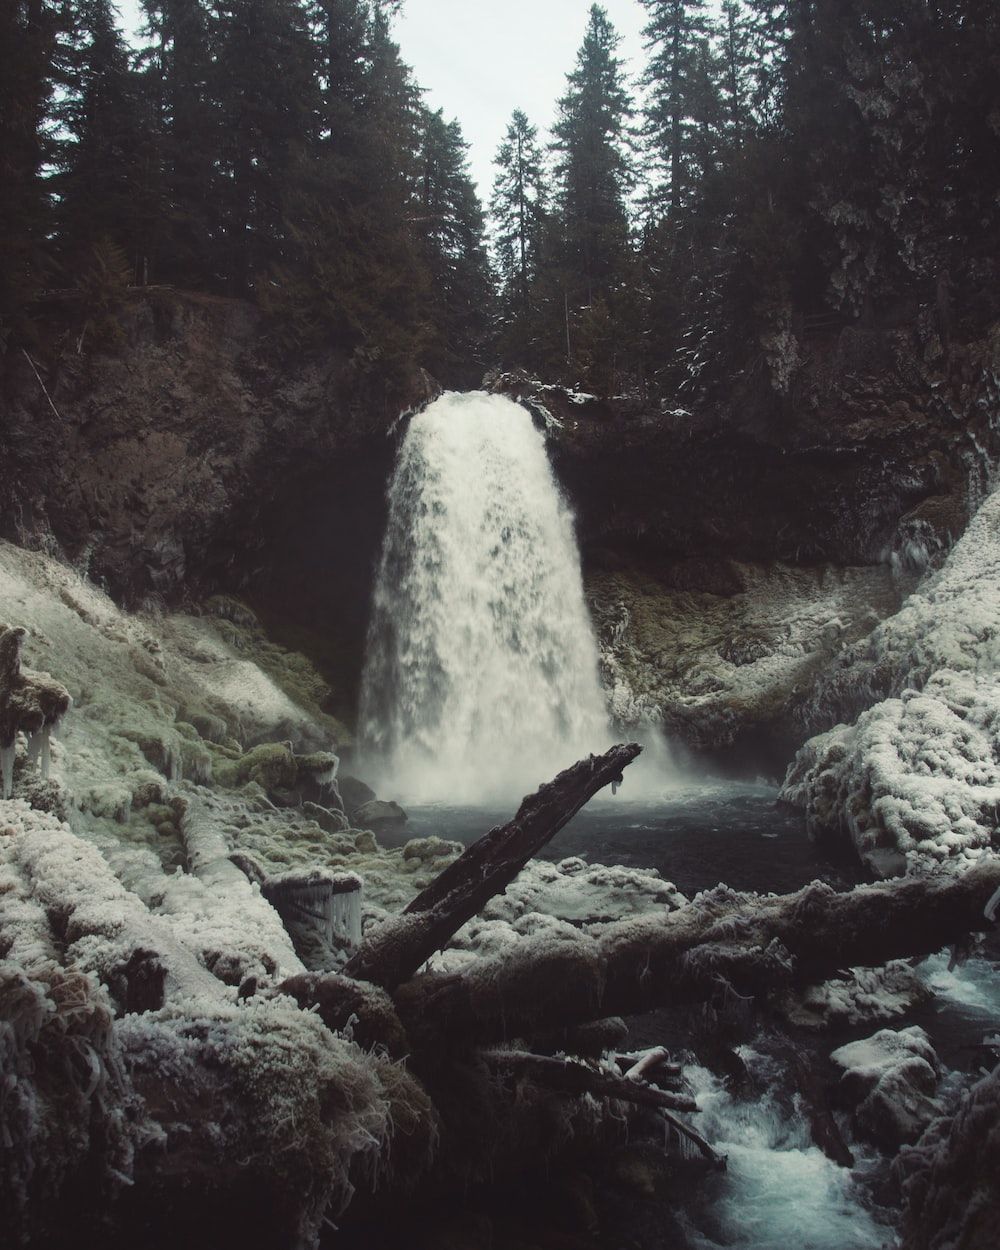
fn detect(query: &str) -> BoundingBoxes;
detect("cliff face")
[1,290,436,606]
[502,323,1000,573]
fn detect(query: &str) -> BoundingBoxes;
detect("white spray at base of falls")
[359,391,615,804]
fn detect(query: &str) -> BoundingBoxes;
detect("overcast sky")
[117,0,651,196]
[396,1,649,195]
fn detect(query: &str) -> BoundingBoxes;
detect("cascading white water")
[359,391,611,803]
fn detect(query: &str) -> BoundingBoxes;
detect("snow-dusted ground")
[781,489,1000,868]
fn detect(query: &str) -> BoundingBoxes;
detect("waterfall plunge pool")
[386,778,857,898]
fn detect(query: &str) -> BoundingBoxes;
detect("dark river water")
[395,779,857,898]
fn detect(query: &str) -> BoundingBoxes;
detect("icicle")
[984,884,1000,923]
[39,725,51,779]
[26,731,42,767]
[1,742,15,799]
[331,878,363,950]
[611,771,624,796]
[263,869,363,970]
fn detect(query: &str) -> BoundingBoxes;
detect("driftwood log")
[343,743,642,989]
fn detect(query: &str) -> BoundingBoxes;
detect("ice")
[782,486,1000,864]
[1,742,14,799]
[262,868,363,969]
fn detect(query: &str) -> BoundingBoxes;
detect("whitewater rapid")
[359,391,610,802]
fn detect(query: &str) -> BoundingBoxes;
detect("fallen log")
[621,1046,682,1083]
[343,742,642,989]
[481,1048,698,1113]
[393,859,1000,1049]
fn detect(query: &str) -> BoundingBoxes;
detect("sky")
[116,0,651,196]
[395,0,650,195]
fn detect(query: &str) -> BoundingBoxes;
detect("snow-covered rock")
[782,488,1000,867]
[831,1026,943,1150]
[779,961,931,1031]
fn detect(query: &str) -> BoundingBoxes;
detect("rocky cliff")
[1,289,436,605]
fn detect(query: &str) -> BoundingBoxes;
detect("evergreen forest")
[3,0,999,397]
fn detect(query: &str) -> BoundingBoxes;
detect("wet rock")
[355,799,407,832]
[831,1026,944,1150]
[303,801,350,834]
[294,751,344,810]
[339,775,376,816]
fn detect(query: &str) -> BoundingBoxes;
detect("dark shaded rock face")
[498,324,1000,572]
[0,291,437,608]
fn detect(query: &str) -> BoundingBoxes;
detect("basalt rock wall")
[0,290,436,608]
[500,322,1000,574]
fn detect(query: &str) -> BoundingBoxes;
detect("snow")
[117,994,394,1240]
[782,487,1000,865]
[780,961,930,1031]
[830,1027,944,1150]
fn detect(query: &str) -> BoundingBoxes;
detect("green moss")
[196,594,352,744]
[212,742,299,793]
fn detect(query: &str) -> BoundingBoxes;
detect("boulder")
[303,801,350,834]
[339,774,376,816]
[831,1026,944,1151]
[354,799,407,833]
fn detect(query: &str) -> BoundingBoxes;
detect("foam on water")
[361,391,624,802]
[682,1059,893,1250]
[916,950,1000,1015]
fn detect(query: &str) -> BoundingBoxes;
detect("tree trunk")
[392,861,1000,1050]
[343,742,642,990]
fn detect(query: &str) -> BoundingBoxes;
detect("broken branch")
[480,1048,698,1114]
[344,742,642,990]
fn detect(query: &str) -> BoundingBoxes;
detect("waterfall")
[359,391,610,803]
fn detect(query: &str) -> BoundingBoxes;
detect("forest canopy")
[2,0,998,395]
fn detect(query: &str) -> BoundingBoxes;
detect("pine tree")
[639,0,712,216]
[413,109,493,380]
[489,109,548,362]
[53,0,145,281]
[137,0,215,285]
[718,1,754,145]
[263,2,430,365]
[0,0,64,342]
[551,5,633,303]
[209,0,321,294]
[309,0,368,144]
